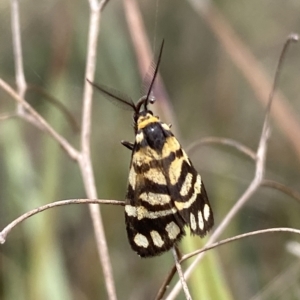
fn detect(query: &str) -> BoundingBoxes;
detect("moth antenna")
[141,60,157,97]
[144,40,164,111]
[87,79,136,112]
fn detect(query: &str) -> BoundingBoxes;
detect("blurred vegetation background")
[1,0,300,299]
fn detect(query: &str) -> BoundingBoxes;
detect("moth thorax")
[137,112,160,130]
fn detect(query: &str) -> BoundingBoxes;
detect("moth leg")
[168,123,172,128]
[121,140,134,150]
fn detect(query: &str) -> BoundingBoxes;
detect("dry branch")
[165,33,298,300]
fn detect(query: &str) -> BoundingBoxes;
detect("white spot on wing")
[190,213,196,231]
[180,173,193,196]
[198,211,204,230]
[150,231,164,247]
[134,233,149,248]
[165,222,181,240]
[203,204,210,221]
[194,175,202,194]
[125,205,136,217]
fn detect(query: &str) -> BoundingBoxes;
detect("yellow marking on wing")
[175,175,201,210]
[128,166,136,189]
[175,193,196,210]
[194,175,201,194]
[125,204,177,220]
[133,147,160,167]
[162,136,181,158]
[182,150,191,166]
[140,192,170,206]
[180,173,193,196]
[144,168,167,185]
[169,156,184,185]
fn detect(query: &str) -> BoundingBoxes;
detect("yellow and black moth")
[88,41,214,257]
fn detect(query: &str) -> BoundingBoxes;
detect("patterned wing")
[167,146,214,236]
[124,126,186,257]
[124,120,213,257]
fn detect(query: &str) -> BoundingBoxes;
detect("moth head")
[136,110,160,130]
[133,93,156,123]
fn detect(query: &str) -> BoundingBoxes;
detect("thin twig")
[0,198,124,244]
[7,0,116,298]
[155,267,177,300]
[0,79,79,161]
[249,261,300,300]
[165,34,298,300]
[181,228,300,263]
[11,0,26,97]
[188,0,300,161]
[155,227,300,300]
[186,136,256,160]
[99,0,110,11]
[80,1,117,300]
[27,84,80,133]
[172,247,192,300]
[265,33,299,118]
[261,179,300,205]
[10,0,44,128]
[0,113,18,121]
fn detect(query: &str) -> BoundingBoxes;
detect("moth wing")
[165,146,214,236]
[125,146,185,257]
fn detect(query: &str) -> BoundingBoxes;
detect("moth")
[88,41,214,257]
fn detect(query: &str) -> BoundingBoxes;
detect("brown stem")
[80,1,117,299]
[0,198,124,244]
[0,79,79,160]
[189,1,300,162]
[165,31,297,299]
